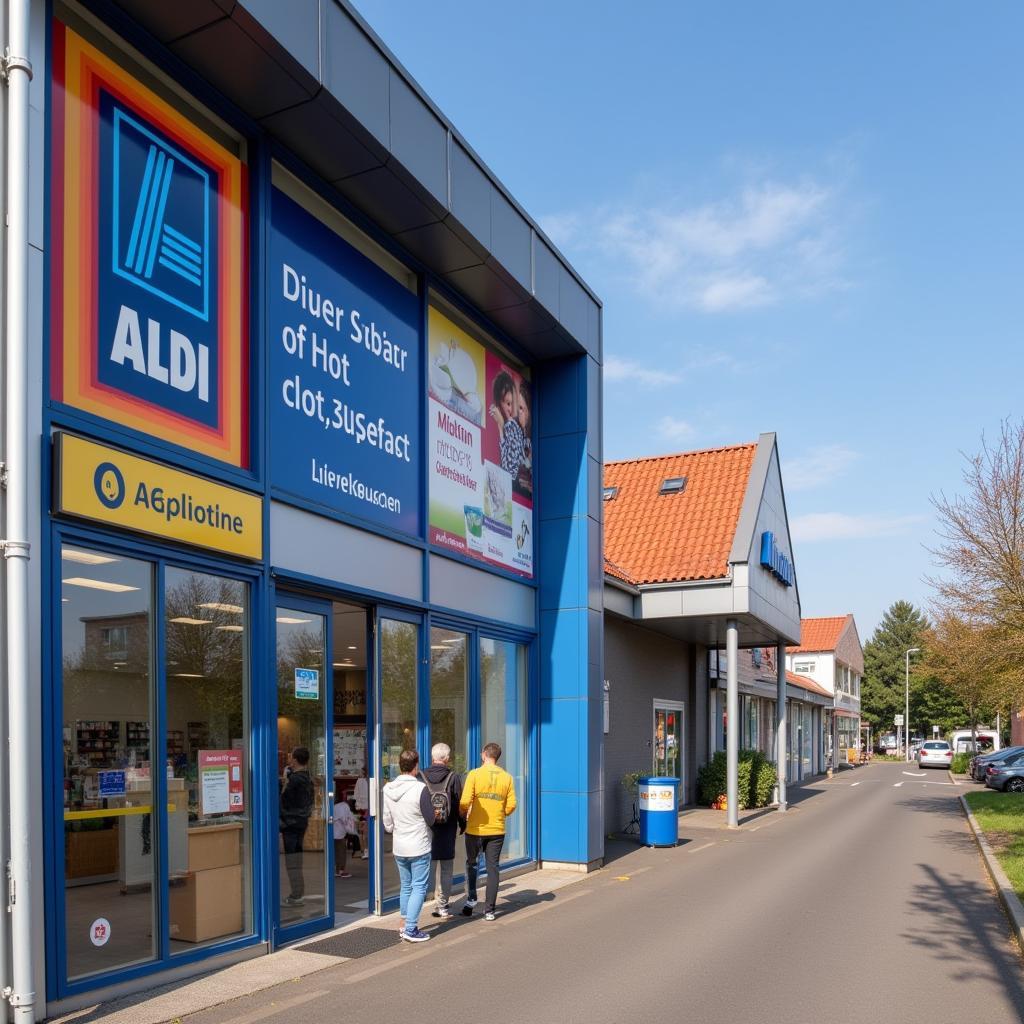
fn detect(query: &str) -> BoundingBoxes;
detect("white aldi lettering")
[639,786,675,811]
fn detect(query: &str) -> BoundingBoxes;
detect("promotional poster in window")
[427,307,533,578]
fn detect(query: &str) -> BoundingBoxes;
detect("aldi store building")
[0,1,603,1015]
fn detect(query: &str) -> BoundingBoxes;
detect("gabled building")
[786,615,865,766]
[603,433,803,830]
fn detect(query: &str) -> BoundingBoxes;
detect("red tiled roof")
[787,615,851,655]
[603,443,757,585]
[604,559,638,586]
[786,670,831,698]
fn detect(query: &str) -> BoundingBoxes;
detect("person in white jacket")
[382,749,435,943]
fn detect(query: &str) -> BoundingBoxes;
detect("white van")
[949,729,1001,754]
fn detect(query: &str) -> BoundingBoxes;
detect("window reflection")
[430,628,468,773]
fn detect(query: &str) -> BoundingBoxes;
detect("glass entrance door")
[653,701,684,805]
[373,610,423,913]
[275,600,331,940]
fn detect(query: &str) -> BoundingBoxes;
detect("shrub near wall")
[697,750,777,810]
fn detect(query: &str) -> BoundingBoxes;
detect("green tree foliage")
[861,601,930,734]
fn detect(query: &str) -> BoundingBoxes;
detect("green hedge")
[951,752,972,774]
[697,749,778,810]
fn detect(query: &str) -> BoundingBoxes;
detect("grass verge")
[965,791,1024,898]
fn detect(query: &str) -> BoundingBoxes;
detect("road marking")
[851,782,861,787]
[894,782,904,787]
[903,771,927,777]
[686,842,716,854]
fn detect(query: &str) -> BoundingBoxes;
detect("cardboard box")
[66,826,119,879]
[188,823,242,872]
[169,863,243,943]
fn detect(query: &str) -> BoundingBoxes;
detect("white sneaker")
[361,851,369,860]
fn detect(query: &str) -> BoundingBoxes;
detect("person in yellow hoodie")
[459,742,517,921]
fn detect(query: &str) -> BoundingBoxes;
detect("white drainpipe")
[2,0,36,1019]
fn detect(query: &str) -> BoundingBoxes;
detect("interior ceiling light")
[169,617,213,626]
[276,616,312,625]
[430,644,448,651]
[347,645,357,650]
[216,625,244,632]
[198,602,243,614]
[62,577,139,593]
[62,548,118,565]
[172,672,204,679]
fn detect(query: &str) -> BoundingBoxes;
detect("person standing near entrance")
[382,749,435,943]
[460,742,517,921]
[280,747,314,907]
[420,742,465,920]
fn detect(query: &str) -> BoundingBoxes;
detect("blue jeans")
[395,852,431,933]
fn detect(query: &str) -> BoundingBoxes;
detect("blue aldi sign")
[98,93,219,429]
[760,531,795,587]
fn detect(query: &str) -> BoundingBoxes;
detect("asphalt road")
[187,762,1024,1024]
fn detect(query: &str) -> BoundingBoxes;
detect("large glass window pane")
[480,637,528,862]
[61,547,155,980]
[380,618,419,903]
[165,569,251,951]
[430,628,468,773]
[276,608,328,926]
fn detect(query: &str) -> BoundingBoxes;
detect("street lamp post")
[905,647,921,761]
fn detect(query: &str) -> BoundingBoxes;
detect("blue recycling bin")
[637,776,679,847]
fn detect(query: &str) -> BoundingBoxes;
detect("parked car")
[984,751,1024,792]
[971,745,1024,782]
[950,729,1000,754]
[917,740,953,769]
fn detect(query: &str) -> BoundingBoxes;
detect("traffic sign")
[894,714,904,726]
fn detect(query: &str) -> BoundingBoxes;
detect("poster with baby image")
[427,307,533,578]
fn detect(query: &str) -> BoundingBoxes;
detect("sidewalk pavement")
[49,868,588,1024]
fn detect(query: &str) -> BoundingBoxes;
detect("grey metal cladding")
[533,236,561,320]
[449,142,492,257]
[490,190,532,293]
[169,17,314,119]
[110,0,232,45]
[235,0,319,81]
[260,98,383,183]
[445,263,525,315]
[335,166,438,235]
[388,72,448,209]
[558,265,589,341]
[321,2,390,150]
[393,222,482,275]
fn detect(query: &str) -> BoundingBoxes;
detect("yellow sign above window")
[55,434,262,560]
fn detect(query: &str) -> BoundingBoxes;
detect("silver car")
[917,740,953,769]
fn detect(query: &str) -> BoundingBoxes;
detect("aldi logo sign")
[52,22,248,467]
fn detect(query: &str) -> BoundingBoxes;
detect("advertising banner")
[268,189,420,536]
[198,749,244,816]
[51,22,248,467]
[427,307,533,577]
[56,432,263,559]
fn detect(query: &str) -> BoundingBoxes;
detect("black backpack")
[422,771,455,824]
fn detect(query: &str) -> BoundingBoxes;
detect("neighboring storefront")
[785,615,865,768]
[602,434,803,830]
[1,1,603,1014]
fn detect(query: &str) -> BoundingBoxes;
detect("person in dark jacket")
[280,747,314,907]
[421,742,466,919]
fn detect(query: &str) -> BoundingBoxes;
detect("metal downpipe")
[3,0,35,1018]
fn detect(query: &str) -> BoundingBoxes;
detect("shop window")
[165,568,251,952]
[430,628,469,773]
[62,548,155,980]
[480,637,529,862]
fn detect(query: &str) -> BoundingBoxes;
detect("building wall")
[834,619,865,675]
[603,616,692,829]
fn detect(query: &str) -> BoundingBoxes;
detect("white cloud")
[604,357,681,387]
[784,445,860,491]
[791,512,925,543]
[655,416,695,445]
[544,177,844,313]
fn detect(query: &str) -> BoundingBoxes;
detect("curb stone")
[960,794,1024,956]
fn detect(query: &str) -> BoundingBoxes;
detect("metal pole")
[905,649,910,762]
[726,620,739,828]
[776,642,786,811]
[2,0,35,1017]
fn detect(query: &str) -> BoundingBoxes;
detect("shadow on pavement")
[902,861,1024,1014]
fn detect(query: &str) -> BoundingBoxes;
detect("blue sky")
[354,1,1024,638]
